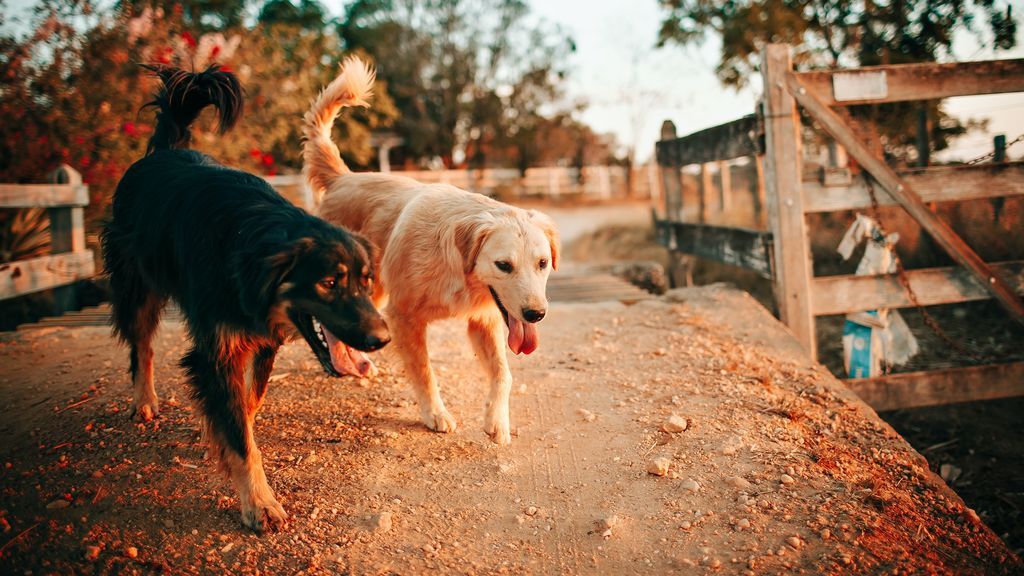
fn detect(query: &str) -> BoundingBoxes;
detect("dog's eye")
[495,260,514,273]
[539,259,548,270]
[319,278,336,290]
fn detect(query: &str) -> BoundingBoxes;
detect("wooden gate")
[656,45,1024,410]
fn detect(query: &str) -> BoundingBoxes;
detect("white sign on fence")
[832,71,888,102]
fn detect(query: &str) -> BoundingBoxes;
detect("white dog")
[302,57,559,445]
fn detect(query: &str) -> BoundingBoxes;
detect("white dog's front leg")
[468,315,513,445]
[392,317,457,433]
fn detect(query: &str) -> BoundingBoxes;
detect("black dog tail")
[142,64,243,154]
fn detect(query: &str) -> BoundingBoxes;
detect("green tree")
[339,0,576,168]
[656,0,1018,162]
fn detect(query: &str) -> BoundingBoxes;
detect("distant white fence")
[266,165,661,211]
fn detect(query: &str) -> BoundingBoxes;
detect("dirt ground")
[0,286,1019,575]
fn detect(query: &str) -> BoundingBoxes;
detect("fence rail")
[1,165,95,301]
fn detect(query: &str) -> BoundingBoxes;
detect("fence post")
[699,163,712,222]
[753,155,767,227]
[718,160,732,214]
[658,120,682,220]
[48,164,86,313]
[761,44,816,358]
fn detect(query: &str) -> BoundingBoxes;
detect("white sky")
[5,0,1023,162]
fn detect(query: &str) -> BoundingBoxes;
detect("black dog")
[101,65,389,531]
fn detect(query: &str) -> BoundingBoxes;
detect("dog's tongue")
[506,315,539,355]
[322,326,375,377]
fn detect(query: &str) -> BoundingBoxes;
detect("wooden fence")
[0,165,95,302]
[656,44,1024,410]
[268,165,660,211]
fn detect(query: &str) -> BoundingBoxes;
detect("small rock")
[85,546,101,562]
[680,478,700,492]
[374,512,393,532]
[724,476,752,490]
[525,506,538,517]
[126,546,138,559]
[820,528,831,540]
[647,457,671,477]
[46,499,70,510]
[661,414,688,433]
[735,518,750,530]
[939,463,962,484]
[780,474,795,485]
[577,408,596,422]
[786,536,803,549]
[720,436,743,456]
[701,556,721,568]
[680,520,692,530]
[596,515,620,531]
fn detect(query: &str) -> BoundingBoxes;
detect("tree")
[339,0,576,168]
[0,1,396,223]
[656,0,1019,162]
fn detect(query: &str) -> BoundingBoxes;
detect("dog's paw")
[484,410,512,446]
[130,398,159,422]
[421,407,458,434]
[240,496,288,533]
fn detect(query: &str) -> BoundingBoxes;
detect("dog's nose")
[522,308,546,323]
[364,331,391,351]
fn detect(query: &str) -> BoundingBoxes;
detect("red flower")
[266,168,277,177]
[249,147,261,158]
[122,122,138,137]
[181,31,197,49]
[219,65,233,73]
[261,153,274,167]
[210,45,221,59]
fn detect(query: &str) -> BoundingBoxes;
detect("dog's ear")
[529,210,560,271]
[451,213,496,275]
[352,233,380,276]
[237,237,314,320]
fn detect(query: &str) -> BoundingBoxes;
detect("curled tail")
[302,56,375,204]
[142,64,243,154]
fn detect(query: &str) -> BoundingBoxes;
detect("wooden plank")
[847,362,1024,411]
[753,155,767,226]
[0,184,88,208]
[658,120,683,219]
[0,251,95,300]
[804,162,1024,212]
[655,114,761,167]
[812,260,1024,315]
[786,68,1024,326]
[654,220,774,278]
[797,58,1024,106]
[762,45,817,358]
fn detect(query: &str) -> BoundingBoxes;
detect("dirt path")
[0,287,1018,574]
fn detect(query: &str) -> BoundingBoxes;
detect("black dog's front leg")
[182,344,287,532]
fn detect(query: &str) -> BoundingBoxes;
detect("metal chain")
[862,176,991,362]
[964,133,1024,165]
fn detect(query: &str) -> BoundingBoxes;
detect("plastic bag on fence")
[838,214,920,378]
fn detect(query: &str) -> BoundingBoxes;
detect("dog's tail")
[142,64,243,154]
[302,56,375,203]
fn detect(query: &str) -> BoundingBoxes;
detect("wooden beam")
[0,251,95,300]
[654,220,774,279]
[804,162,1024,213]
[0,184,88,208]
[785,69,1024,326]
[812,260,1024,315]
[847,362,1024,411]
[796,58,1024,106]
[763,45,817,358]
[655,114,761,167]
